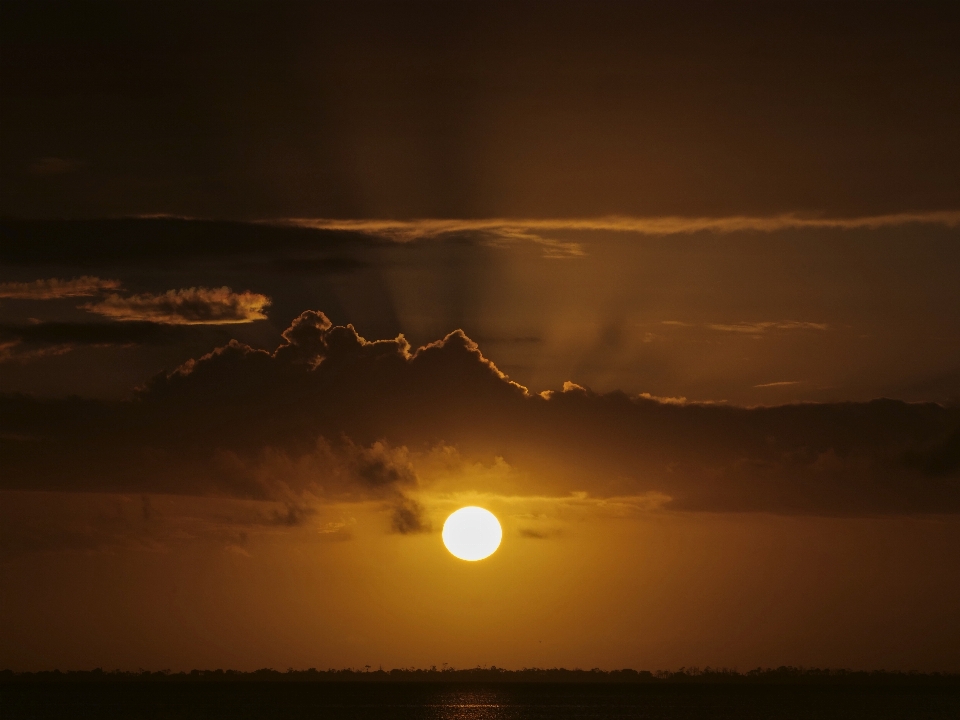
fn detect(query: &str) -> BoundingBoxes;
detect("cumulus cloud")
[0,276,120,299]
[0,310,958,517]
[83,287,270,324]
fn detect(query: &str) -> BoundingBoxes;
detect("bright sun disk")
[442,506,502,561]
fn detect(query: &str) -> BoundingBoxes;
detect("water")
[4,682,959,719]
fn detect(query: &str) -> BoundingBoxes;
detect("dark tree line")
[2,667,957,685]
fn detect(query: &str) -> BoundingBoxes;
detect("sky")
[1,1,959,672]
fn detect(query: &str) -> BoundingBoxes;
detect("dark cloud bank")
[1,312,957,518]
[0,218,380,268]
[0,322,199,347]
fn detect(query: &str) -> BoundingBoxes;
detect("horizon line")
[5,667,958,677]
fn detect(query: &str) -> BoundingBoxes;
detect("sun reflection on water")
[430,689,513,719]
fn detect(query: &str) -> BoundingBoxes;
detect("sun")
[442,506,502,561]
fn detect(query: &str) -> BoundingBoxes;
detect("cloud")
[283,212,960,237]
[707,322,828,334]
[0,218,378,267]
[391,496,430,534]
[0,490,351,557]
[637,392,691,405]
[517,527,555,539]
[477,227,585,259]
[0,276,120,299]
[755,381,801,389]
[5,213,955,268]
[0,341,74,364]
[83,287,270,324]
[0,310,958,517]
[0,322,224,364]
[284,212,960,256]
[0,322,196,347]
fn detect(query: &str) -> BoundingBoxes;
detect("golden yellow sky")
[3,490,959,671]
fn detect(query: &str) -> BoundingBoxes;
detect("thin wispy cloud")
[280,211,960,256]
[83,287,270,325]
[658,320,827,335]
[0,276,121,299]
[107,212,960,260]
[754,381,801,389]
[708,321,828,334]
[0,340,73,364]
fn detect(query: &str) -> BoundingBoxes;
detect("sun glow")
[442,506,502,561]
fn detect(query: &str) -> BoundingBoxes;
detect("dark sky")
[3,1,960,219]
[1,1,959,673]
